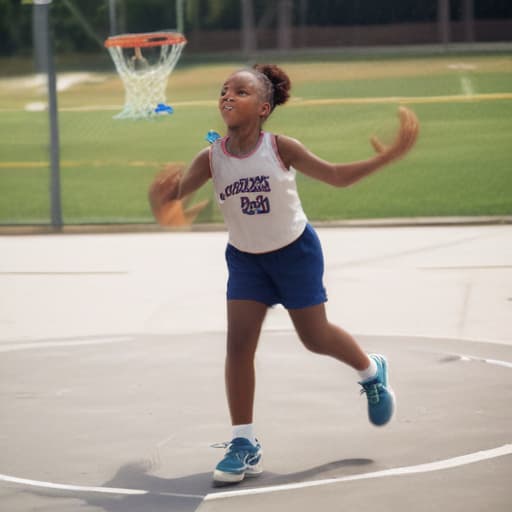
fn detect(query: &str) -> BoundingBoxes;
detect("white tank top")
[210,131,308,253]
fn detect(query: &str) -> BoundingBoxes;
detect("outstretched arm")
[277,106,419,187]
[148,147,211,225]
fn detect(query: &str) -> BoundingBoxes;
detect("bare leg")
[288,303,370,371]
[225,300,268,425]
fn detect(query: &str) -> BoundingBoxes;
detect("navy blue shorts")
[225,224,327,310]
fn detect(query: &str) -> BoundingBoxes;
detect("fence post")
[462,0,475,42]
[33,0,62,228]
[108,0,117,36]
[438,0,451,45]
[241,0,256,56]
[277,0,293,51]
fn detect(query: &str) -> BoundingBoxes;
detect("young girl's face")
[219,71,271,129]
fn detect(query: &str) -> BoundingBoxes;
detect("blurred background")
[4,1,512,58]
[1,0,511,228]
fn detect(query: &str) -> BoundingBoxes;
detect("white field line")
[204,444,512,501]
[460,75,475,96]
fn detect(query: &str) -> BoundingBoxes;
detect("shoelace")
[360,381,382,405]
[211,440,258,464]
[211,438,259,449]
[210,441,230,449]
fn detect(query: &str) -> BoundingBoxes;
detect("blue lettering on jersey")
[219,175,270,201]
[241,195,271,215]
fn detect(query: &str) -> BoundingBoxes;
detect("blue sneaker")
[359,354,395,426]
[213,437,263,483]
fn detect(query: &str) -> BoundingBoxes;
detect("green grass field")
[0,53,511,225]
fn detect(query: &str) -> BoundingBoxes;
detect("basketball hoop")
[104,31,187,120]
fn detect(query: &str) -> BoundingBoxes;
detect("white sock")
[232,423,257,446]
[358,356,378,382]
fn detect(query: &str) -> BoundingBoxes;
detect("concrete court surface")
[0,223,511,512]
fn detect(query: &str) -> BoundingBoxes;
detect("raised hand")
[370,106,419,164]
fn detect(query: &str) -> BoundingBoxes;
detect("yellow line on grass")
[3,91,510,114]
[125,92,512,108]
[0,160,164,169]
[293,92,512,106]
[2,92,510,169]
[168,92,512,107]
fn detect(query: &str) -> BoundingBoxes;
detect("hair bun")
[253,63,291,107]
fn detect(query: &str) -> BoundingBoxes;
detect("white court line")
[1,343,510,502]
[204,444,512,501]
[346,332,512,348]
[0,473,203,499]
[0,336,132,353]
[0,474,147,496]
[1,445,510,502]
[204,348,512,501]
[458,354,512,369]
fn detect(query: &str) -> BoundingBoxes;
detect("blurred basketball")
[154,199,187,226]
[148,164,209,227]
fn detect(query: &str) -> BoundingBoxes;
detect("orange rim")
[104,31,187,49]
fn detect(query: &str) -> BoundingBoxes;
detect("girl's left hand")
[370,106,419,164]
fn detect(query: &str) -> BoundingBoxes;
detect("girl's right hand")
[149,164,183,203]
[148,164,185,225]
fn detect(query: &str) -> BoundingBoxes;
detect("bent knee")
[298,333,328,355]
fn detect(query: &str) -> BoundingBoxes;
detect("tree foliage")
[2,0,512,57]
[0,0,32,55]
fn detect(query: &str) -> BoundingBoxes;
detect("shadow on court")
[1,226,511,511]
[20,457,374,512]
[3,330,511,511]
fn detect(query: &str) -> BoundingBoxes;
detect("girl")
[149,64,419,484]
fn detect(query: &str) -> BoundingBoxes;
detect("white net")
[105,32,186,120]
